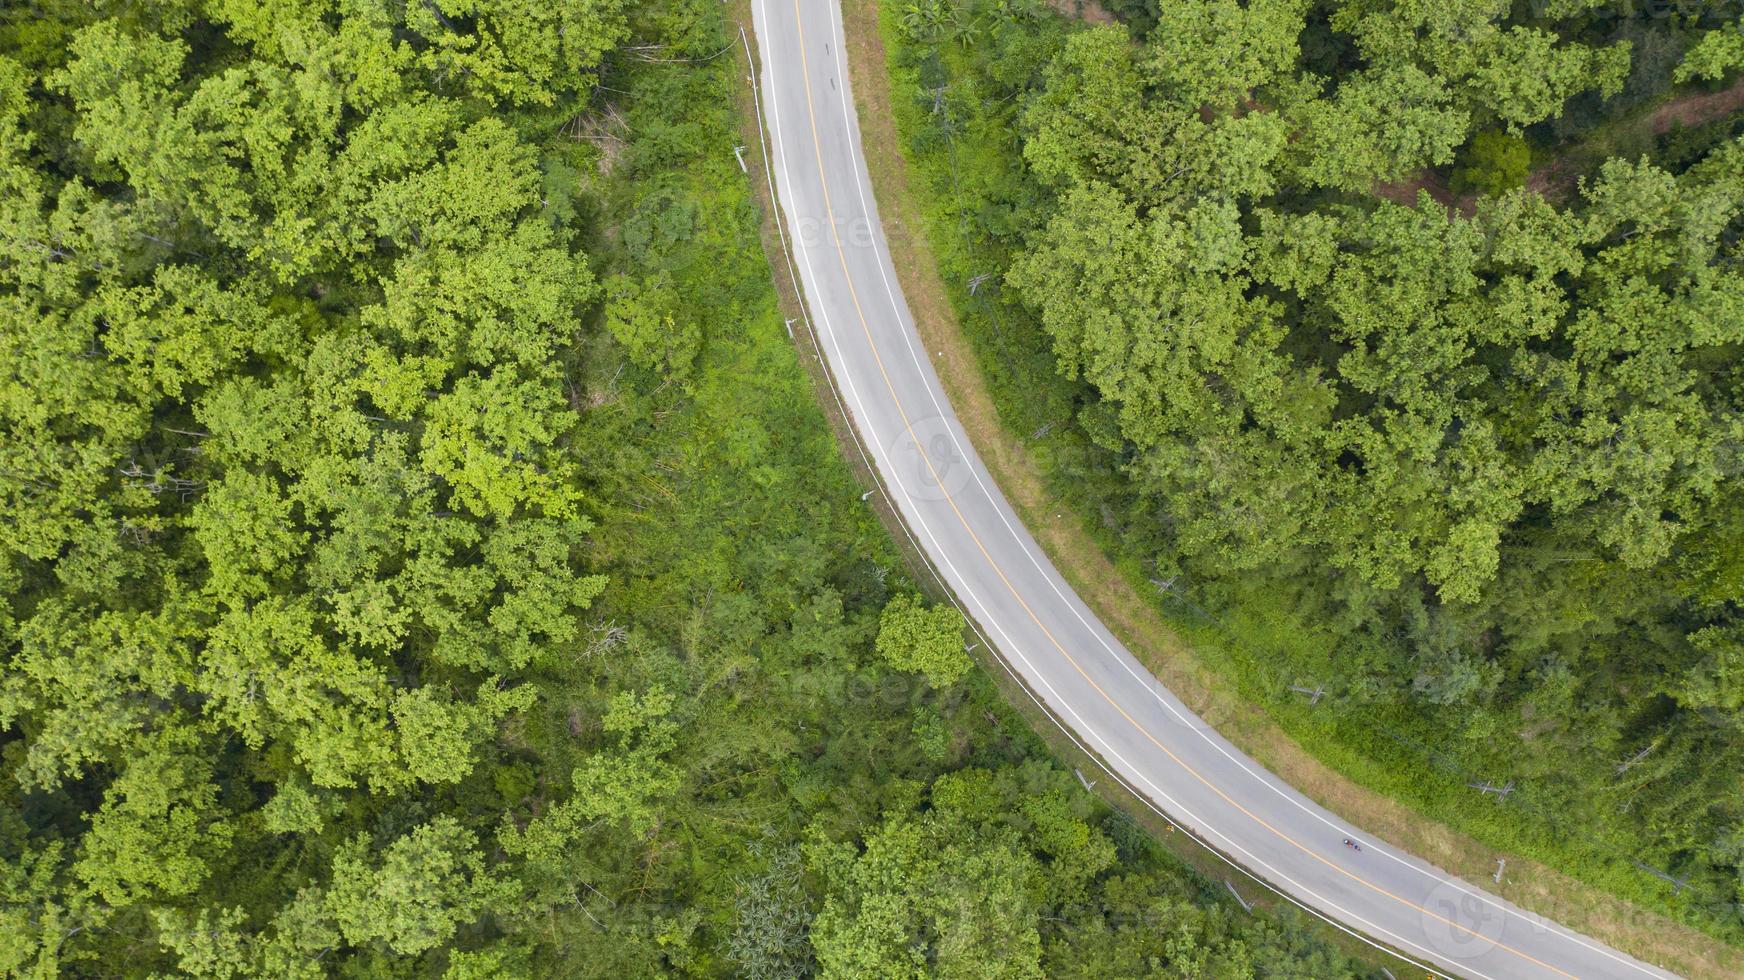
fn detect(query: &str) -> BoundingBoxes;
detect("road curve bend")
[748,2,1676,977]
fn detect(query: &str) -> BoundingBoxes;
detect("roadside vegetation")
[874,0,1744,949]
[0,0,1378,975]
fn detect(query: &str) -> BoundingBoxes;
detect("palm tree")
[990,0,1043,24]
[949,10,985,50]
[900,0,944,42]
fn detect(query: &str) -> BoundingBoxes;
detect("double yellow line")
[779,1,1598,976]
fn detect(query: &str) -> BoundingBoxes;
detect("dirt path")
[1531,74,1744,199]
[1381,74,1744,210]
[1046,0,1114,24]
[1371,171,1459,210]
[1647,73,1744,133]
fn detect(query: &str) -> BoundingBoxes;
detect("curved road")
[749,2,1676,977]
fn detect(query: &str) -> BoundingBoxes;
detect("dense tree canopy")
[0,0,624,972]
[877,593,972,686]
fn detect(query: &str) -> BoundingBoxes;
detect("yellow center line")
[784,2,1574,976]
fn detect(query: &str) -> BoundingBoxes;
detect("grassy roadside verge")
[831,0,1744,975]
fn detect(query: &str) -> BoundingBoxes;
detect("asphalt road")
[748,2,1678,976]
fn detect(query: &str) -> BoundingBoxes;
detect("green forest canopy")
[0,0,1372,976]
[889,0,1744,931]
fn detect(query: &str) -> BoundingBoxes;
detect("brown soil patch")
[831,0,1744,975]
[1398,75,1744,209]
[1648,74,1744,133]
[1524,155,1578,201]
[1047,0,1114,25]
[1371,171,1462,212]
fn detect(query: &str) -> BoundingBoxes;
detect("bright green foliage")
[1328,0,1630,128]
[0,0,615,969]
[1143,0,1305,111]
[809,809,1044,978]
[808,766,1296,978]
[1023,24,1288,207]
[507,686,682,864]
[1287,65,1469,189]
[604,270,702,380]
[1452,129,1532,195]
[1682,624,1744,712]
[877,593,973,686]
[74,729,234,907]
[406,1,628,108]
[326,818,516,955]
[1674,22,1744,84]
